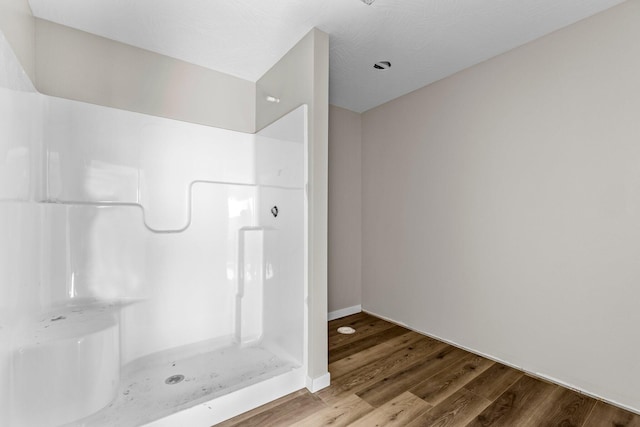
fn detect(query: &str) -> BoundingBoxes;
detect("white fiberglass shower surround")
[0,31,308,427]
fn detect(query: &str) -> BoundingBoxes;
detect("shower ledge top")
[13,298,140,348]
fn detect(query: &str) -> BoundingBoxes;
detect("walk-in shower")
[0,30,308,427]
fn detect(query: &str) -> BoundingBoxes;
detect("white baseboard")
[328,304,362,321]
[306,372,331,393]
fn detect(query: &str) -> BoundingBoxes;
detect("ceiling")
[28,0,626,113]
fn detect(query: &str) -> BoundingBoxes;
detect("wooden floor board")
[406,388,492,427]
[583,401,640,427]
[409,353,494,406]
[356,346,469,408]
[214,389,310,427]
[332,334,448,396]
[315,380,351,406]
[289,393,373,427]
[328,314,396,350]
[463,363,523,401]
[522,386,596,427]
[329,324,408,365]
[215,312,640,427]
[329,329,421,379]
[348,391,432,427]
[466,375,557,427]
[328,311,369,332]
[215,389,326,427]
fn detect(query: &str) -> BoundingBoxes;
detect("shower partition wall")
[0,31,308,427]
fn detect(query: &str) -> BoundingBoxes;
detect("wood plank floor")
[216,312,640,426]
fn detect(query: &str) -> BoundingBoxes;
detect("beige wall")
[0,10,256,133]
[0,0,35,83]
[328,105,362,314]
[362,0,640,412]
[35,19,255,133]
[257,28,330,387]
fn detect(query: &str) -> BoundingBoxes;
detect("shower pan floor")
[66,341,299,427]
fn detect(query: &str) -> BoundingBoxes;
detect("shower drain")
[164,374,185,385]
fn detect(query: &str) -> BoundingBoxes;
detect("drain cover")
[337,326,356,335]
[165,374,185,385]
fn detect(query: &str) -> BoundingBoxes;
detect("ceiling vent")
[373,61,391,70]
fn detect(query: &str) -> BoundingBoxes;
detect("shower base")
[66,340,301,427]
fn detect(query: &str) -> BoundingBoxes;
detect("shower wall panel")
[42,102,306,369]
[255,106,306,363]
[0,30,44,427]
[2,25,308,425]
[121,184,259,363]
[41,96,264,363]
[0,87,41,314]
[259,186,304,362]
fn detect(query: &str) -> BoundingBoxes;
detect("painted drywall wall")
[0,7,256,133]
[0,0,35,83]
[256,28,330,388]
[328,105,362,314]
[362,0,640,412]
[35,19,255,133]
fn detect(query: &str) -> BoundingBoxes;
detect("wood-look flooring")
[216,312,640,426]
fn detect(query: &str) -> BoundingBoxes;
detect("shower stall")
[0,30,309,427]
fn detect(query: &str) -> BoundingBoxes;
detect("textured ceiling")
[28,0,626,113]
